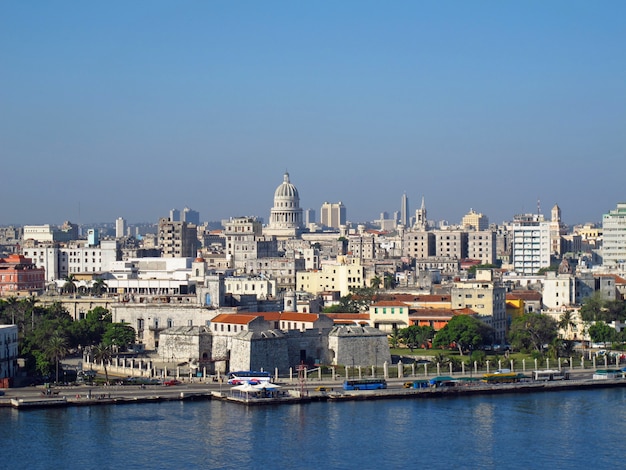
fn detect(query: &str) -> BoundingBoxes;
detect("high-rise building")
[320,202,346,229]
[169,209,181,222]
[304,209,316,225]
[510,214,551,274]
[158,218,199,258]
[115,217,126,239]
[461,209,489,231]
[182,207,200,225]
[400,193,409,227]
[602,202,626,267]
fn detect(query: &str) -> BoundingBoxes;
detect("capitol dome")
[274,172,300,201]
[266,172,304,238]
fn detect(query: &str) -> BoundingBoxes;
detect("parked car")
[163,379,181,386]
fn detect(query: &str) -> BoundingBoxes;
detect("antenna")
[537,199,541,216]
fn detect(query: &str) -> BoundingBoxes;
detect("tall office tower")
[115,217,126,239]
[182,207,200,225]
[304,208,316,225]
[461,209,489,231]
[320,202,347,229]
[169,208,181,222]
[602,202,626,268]
[400,193,409,227]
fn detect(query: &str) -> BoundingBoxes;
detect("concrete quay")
[3,370,626,409]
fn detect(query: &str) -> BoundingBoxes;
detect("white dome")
[274,172,299,200]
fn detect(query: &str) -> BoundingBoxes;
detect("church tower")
[414,196,428,230]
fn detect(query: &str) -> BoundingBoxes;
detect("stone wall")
[328,326,391,367]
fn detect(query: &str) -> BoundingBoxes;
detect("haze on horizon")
[1,1,625,228]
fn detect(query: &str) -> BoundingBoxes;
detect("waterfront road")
[0,368,601,407]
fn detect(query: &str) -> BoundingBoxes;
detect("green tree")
[90,278,108,296]
[92,343,112,385]
[433,315,493,355]
[370,276,382,290]
[558,310,577,339]
[398,325,435,351]
[588,321,617,344]
[102,322,136,351]
[45,332,69,383]
[62,274,77,295]
[508,313,558,352]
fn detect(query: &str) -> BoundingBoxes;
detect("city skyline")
[2,2,625,226]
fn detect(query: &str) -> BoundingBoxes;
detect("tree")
[91,278,108,296]
[433,315,493,355]
[558,310,577,340]
[588,322,617,344]
[62,274,77,295]
[45,332,69,383]
[92,343,112,385]
[370,276,382,290]
[102,323,136,351]
[383,273,396,290]
[508,313,558,352]
[398,325,435,351]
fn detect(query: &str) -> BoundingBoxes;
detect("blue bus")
[343,379,387,391]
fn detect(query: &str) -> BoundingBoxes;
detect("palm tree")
[91,278,108,296]
[62,274,77,295]
[558,310,577,340]
[370,276,382,289]
[45,332,69,383]
[92,343,112,385]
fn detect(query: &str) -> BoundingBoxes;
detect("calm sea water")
[2,388,625,469]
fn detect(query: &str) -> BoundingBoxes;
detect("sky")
[1,1,625,227]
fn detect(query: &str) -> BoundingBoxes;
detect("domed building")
[264,172,304,238]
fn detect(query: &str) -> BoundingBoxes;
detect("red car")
[163,379,181,386]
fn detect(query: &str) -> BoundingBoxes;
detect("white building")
[602,202,626,268]
[115,217,127,239]
[510,215,551,275]
[264,172,304,239]
[22,239,120,283]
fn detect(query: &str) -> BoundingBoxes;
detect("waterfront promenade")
[2,367,624,408]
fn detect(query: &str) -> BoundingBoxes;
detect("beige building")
[369,301,410,332]
[462,209,489,231]
[158,218,198,258]
[320,202,347,229]
[223,217,278,271]
[403,231,435,259]
[466,230,497,264]
[451,269,507,343]
[297,258,365,297]
[434,230,468,259]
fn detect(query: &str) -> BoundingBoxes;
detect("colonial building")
[0,254,45,296]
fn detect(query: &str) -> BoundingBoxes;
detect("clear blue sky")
[2,1,625,227]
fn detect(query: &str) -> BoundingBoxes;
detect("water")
[2,388,624,469]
